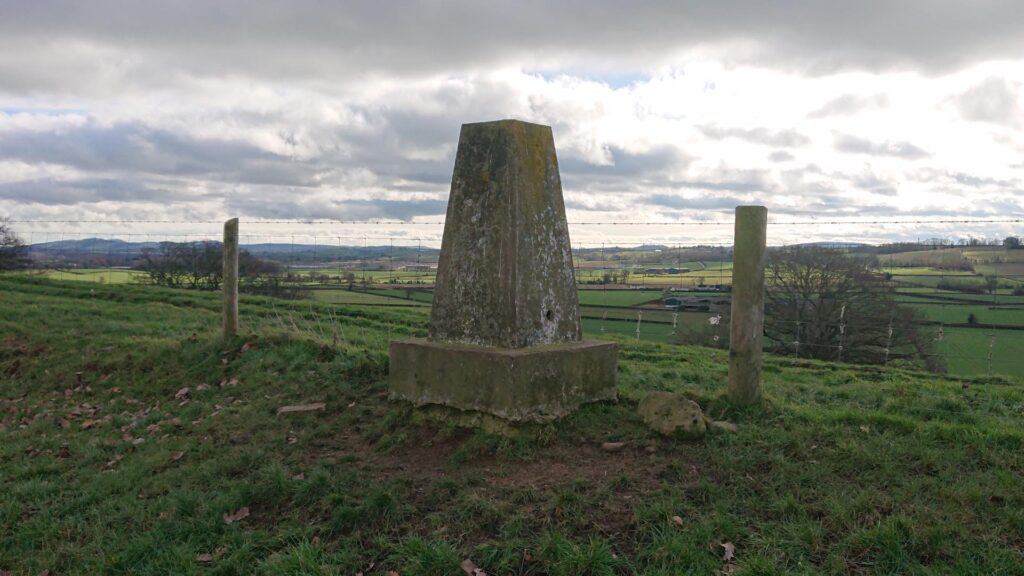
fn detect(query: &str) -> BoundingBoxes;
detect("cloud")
[643,194,746,211]
[227,194,448,221]
[0,177,173,205]
[808,93,889,117]
[3,0,1024,96]
[0,120,318,186]
[698,125,810,148]
[833,133,929,158]
[850,171,899,196]
[953,77,1023,125]
[559,145,689,181]
[1,6,1024,245]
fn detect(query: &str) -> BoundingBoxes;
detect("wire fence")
[8,217,1024,383]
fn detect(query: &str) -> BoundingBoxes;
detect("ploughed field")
[1,275,1023,575]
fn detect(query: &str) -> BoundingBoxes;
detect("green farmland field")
[577,290,665,306]
[37,268,148,284]
[937,327,1024,377]
[310,289,428,307]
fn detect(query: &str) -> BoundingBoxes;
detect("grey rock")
[637,391,707,440]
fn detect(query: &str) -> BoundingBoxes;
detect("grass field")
[2,275,1023,574]
[370,288,435,304]
[937,327,1024,377]
[310,289,429,307]
[879,249,972,268]
[894,297,1024,326]
[36,268,148,284]
[880,266,975,277]
[963,247,1024,263]
[577,290,666,307]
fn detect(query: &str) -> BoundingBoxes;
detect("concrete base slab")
[389,338,618,423]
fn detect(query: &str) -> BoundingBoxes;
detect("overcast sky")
[2,1,1023,245]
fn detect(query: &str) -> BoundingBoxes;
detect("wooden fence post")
[728,206,767,404]
[223,218,239,339]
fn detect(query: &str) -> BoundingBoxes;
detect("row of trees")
[763,246,941,372]
[139,241,306,298]
[673,246,941,371]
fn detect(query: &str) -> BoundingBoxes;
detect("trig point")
[389,119,618,422]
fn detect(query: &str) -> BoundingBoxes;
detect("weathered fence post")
[728,206,767,404]
[223,218,239,339]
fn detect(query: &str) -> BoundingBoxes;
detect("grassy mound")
[1,276,1022,575]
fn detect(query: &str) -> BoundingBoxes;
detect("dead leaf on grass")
[174,387,190,400]
[196,547,226,563]
[601,441,626,453]
[720,541,738,574]
[461,558,487,575]
[672,515,684,528]
[223,506,250,524]
[170,450,185,462]
[721,541,735,562]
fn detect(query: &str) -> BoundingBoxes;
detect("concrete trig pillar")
[223,218,239,339]
[389,119,617,422]
[728,206,767,404]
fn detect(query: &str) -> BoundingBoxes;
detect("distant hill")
[787,241,870,249]
[28,238,440,264]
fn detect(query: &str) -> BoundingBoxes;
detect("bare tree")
[0,218,31,271]
[764,246,941,372]
[140,242,220,288]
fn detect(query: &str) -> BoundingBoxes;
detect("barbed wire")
[8,217,1024,226]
